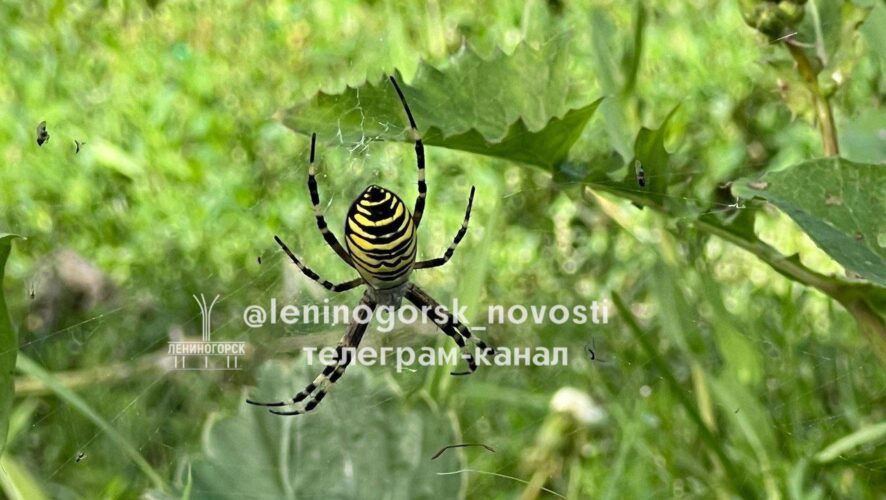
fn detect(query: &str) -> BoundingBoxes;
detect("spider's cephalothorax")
[247,76,493,416]
[345,184,416,303]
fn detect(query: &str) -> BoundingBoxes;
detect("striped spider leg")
[246,292,377,415]
[414,186,475,270]
[388,75,426,228]
[273,235,362,292]
[306,132,355,266]
[404,283,495,376]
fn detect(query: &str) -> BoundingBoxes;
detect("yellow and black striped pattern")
[345,185,416,289]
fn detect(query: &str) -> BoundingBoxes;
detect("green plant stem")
[692,217,840,295]
[611,293,754,498]
[584,185,886,365]
[784,42,840,156]
[693,219,886,365]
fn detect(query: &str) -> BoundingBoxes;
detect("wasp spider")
[247,76,494,416]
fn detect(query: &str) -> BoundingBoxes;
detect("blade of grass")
[181,463,193,500]
[0,399,46,500]
[14,355,168,492]
[600,405,638,500]
[707,375,780,497]
[0,454,50,500]
[611,293,753,497]
[0,233,22,457]
[814,421,886,464]
[6,399,40,445]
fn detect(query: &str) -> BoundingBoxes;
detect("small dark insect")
[75,140,85,154]
[36,121,50,146]
[634,160,646,187]
[585,337,607,363]
[75,451,86,463]
[28,285,35,300]
[431,443,495,460]
[734,408,741,414]
[257,256,262,265]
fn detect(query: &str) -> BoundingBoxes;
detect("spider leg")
[306,133,355,266]
[389,76,426,228]
[275,235,363,292]
[247,292,377,415]
[405,284,493,375]
[415,186,475,270]
[407,283,495,355]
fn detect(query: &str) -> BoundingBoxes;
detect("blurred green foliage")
[0,0,884,498]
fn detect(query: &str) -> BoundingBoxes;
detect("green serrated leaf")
[184,361,460,500]
[631,116,673,198]
[424,99,603,168]
[733,158,886,286]
[0,233,22,457]
[582,107,678,207]
[280,41,601,168]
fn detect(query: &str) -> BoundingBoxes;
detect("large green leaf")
[733,158,886,286]
[182,361,461,500]
[280,41,601,168]
[0,233,21,457]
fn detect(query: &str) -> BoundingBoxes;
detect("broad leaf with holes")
[280,41,601,169]
[733,158,886,286]
[179,361,461,500]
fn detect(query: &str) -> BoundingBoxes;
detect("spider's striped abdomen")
[345,185,416,289]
